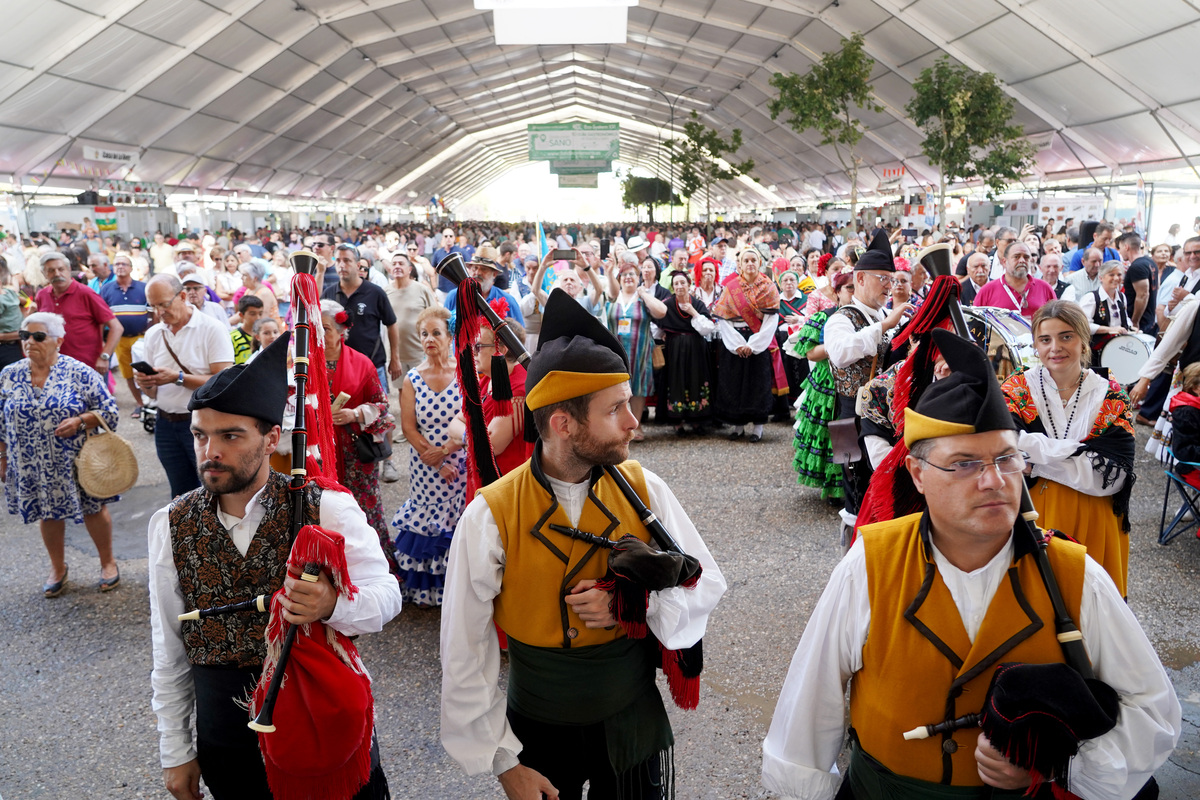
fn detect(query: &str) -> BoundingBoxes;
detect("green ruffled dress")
[791,309,843,500]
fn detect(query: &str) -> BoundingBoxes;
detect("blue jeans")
[156,416,200,497]
[376,365,388,394]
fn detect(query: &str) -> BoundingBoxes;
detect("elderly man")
[444,245,525,329]
[35,251,123,375]
[1039,253,1075,301]
[137,275,234,497]
[826,232,913,529]
[1069,221,1119,272]
[179,268,229,328]
[959,252,991,305]
[763,329,1180,800]
[86,253,115,292]
[1067,246,1104,297]
[973,241,1057,318]
[100,252,150,415]
[957,233,994,277]
[710,236,736,282]
[150,232,176,275]
[321,243,401,392]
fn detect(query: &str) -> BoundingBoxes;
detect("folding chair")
[1158,448,1200,545]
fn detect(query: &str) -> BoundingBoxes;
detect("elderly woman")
[792,272,853,503]
[693,256,723,307]
[0,312,120,596]
[1077,260,1131,357]
[238,258,282,328]
[658,270,716,435]
[319,299,395,569]
[392,306,466,606]
[711,248,786,441]
[1002,300,1134,597]
[605,257,668,439]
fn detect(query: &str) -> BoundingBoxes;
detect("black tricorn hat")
[526,289,630,411]
[854,229,897,272]
[189,330,291,427]
[904,328,1016,447]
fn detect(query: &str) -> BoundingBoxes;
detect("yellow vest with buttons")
[480,459,653,649]
[849,512,1086,785]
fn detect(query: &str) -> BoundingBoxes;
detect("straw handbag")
[75,416,138,498]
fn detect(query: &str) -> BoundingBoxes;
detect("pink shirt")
[36,281,116,366]
[972,276,1058,318]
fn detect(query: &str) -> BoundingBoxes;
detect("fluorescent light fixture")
[480,0,633,45]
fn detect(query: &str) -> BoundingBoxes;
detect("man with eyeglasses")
[972,241,1057,319]
[308,234,340,293]
[764,329,1179,800]
[35,251,123,377]
[825,232,914,529]
[1130,237,1200,414]
[138,274,234,497]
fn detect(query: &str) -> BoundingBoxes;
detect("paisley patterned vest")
[170,470,322,667]
[831,305,890,398]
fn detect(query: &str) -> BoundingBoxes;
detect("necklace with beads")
[1039,368,1085,439]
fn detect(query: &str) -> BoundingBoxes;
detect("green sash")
[847,734,1032,800]
[507,636,673,776]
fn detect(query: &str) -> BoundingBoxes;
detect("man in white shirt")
[1067,247,1103,297]
[148,334,402,800]
[440,290,725,800]
[763,329,1180,800]
[136,275,234,497]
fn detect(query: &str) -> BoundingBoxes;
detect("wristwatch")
[175,371,184,386]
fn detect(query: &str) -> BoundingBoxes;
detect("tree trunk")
[849,167,859,225]
[938,171,947,231]
[648,204,655,225]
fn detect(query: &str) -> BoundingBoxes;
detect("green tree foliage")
[668,111,755,223]
[906,56,1037,229]
[621,175,679,224]
[768,32,882,220]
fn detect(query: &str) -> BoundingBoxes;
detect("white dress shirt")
[1139,295,1199,387]
[717,313,778,354]
[148,483,403,768]
[1076,289,1128,333]
[761,534,1181,800]
[440,468,727,779]
[824,297,887,370]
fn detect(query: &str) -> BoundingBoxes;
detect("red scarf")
[716,274,789,396]
[1170,391,1200,413]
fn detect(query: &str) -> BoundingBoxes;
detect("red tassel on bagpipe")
[291,271,345,489]
[251,525,373,800]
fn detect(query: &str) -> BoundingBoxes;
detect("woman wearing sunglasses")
[0,312,120,597]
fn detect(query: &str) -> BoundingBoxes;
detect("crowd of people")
[0,213,1193,799]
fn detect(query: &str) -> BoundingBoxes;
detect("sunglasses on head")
[19,331,50,342]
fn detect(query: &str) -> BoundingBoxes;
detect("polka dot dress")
[391,369,467,606]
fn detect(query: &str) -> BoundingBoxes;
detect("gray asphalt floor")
[1,382,1198,798]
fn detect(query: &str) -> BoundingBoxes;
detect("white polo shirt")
[142,305,235,413]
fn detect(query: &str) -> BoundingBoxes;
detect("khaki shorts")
[115,335,143,379]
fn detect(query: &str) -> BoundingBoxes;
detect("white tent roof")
[2,0,1199,210]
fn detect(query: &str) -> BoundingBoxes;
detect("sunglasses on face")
[20,331,50,342]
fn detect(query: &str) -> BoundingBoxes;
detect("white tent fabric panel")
[1,0,1198,210]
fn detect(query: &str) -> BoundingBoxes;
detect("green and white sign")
[529,123,619,161]
[550,160,612,175]
[558,173,599,189]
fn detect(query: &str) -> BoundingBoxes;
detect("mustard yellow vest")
[849,512,1086,785]
[479,456,653,649]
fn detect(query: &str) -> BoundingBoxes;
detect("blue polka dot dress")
[391,369,467,606]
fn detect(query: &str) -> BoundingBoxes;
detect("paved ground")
[1,381,1198,799]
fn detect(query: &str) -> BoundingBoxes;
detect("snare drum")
[963,306,1037,378]
[1100,333,1155,385]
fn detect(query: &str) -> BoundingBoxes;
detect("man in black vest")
[148,333,402,800]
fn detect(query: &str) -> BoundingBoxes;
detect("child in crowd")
[230,294,263,364]
[1168,362,1200,493]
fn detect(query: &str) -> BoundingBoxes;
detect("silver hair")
[22,311,66,339]
[319,299,347,331]
[242,259,267,282]
[40,250,69,268]
[147,273,184,295]
[233,243,252,255]
[1099,259,1125,277]
[88,252,109,266]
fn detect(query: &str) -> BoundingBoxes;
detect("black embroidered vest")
[1090,289,1129,330]
[171,471,322,667]
[831,305,890,398]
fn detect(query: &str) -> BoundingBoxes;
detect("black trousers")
[1141,371,1172,422]
[507,706,664,800]
[837,395,872,516]
[192,665,389,800]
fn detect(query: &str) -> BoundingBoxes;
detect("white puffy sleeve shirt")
[761,536,1180,800]
[148,485,403,768]
[439,468,727,778]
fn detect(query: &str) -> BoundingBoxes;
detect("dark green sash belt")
[507,636,673,776]
[847,734,1033,800]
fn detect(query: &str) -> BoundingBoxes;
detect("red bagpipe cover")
[247,270,374,800]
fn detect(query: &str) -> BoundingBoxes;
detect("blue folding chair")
[1159,448,1200,545]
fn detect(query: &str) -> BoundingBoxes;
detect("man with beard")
[148,333,402,800]
[443,245,525,329]
[972,241,1056,318]
[440,290,726,800]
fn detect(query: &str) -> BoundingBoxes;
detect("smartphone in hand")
[131,361,157,375]
[551,248,576,261]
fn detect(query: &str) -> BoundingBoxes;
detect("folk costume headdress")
[192,263,377,800]
[854,230,897,272]
[527,290,706,710]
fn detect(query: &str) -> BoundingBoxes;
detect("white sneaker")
[380,459,400,483]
